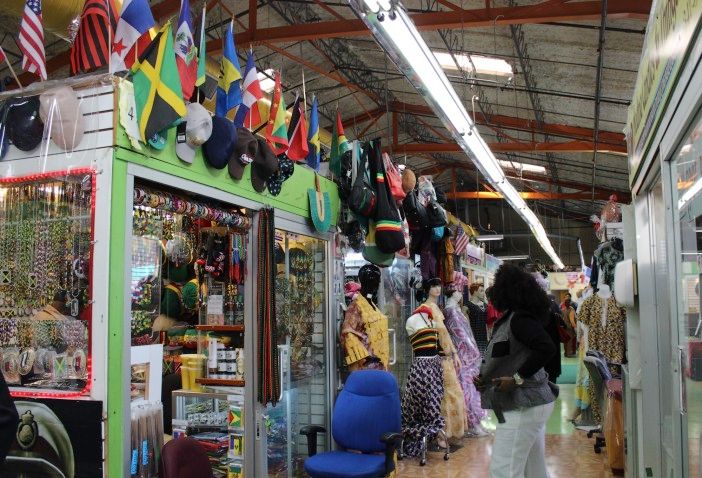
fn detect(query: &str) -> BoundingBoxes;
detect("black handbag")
[402,189,429,229]
[348,144,377,218]
[424,199,448,228]
[370,139,405,254]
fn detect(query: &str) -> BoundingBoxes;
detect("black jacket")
[543,299,563,380]
[0,373,17,463]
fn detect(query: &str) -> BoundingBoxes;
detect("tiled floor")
[396,385,619,477]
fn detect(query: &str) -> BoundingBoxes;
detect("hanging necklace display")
[69,182,84,318]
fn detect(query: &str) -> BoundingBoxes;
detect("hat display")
[228,128,258,180]
[148,131,167,150]
[6,96,44,152]
[203,116,237,169]
[39,86,84,151]
[267,154,295,196]
[402,167,417,193]
[251,139,279,193]
[176,102,213,164]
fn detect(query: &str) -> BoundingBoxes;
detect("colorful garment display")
[443,303,486,429]
[466,301,489,353]
[576,294,625,422]
[426,302,465,439]
[401,355,444,457]
[592,239,624,290]
[257,208,280,405]
[340,295,389,371]
[574,320,591,414]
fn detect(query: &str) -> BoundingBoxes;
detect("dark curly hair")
[487,264,550,318]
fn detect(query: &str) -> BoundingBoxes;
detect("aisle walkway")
[397,385,616,477]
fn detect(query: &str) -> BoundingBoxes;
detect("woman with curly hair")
[476,264,558,478]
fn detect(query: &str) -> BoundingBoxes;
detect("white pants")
[489,401,555,478]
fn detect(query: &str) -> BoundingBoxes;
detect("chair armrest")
[380,432,403,475]
[300,425,327,457]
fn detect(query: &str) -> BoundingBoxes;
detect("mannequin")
[421,279,466,443]
[340,264,389,371]
[401,288,446,460]
[466,283,489,353]
[442,288,488,436]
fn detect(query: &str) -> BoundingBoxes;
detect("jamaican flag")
[131,22,186,142]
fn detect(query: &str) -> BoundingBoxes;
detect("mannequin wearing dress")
[443,290,488,435]
[423,282,466,442]
[340,264,389,371]
[466,283,489,353]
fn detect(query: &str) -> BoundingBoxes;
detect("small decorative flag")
[195,5,206,87]
[306,96,321,171]
[0,46,5,64]
[265,71,288,155]
[70,0,119,75]
[216,21,242,118]
[233,51,264,128]
[330,110,350,176]
[287,98,309,161]
[18,0,47,80]
[131,22,186,142]
[111,0,155,72]
[175,0,198,100]
[454,226,470,256]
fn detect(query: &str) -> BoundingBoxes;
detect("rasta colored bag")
[371,139,405,253]
[348,143,377,218]
[383,152,406,201]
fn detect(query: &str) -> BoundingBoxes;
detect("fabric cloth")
[574,320,591,413]
[427,302,465,439]
[401,355,445,457]
[576,294,625,422]
[480,312,557,413]
[466,300,489,353]
[443,303,487,428]
[593,239,623,290]
[340,295,389,371]
[489,401,555,478]
[561,306,577,357]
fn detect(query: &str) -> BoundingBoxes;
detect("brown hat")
[251,139,279,193]
[402,167,417,193]
[228,128,258,180]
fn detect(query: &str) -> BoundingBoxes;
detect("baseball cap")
[6,96,44,152]
[251,139,279,193]
[176,103,213,164]
[228,128,258,180]
[39,86,85,151]
[203,116,237,170]
[148,131,167,150]
[267,154,295,196]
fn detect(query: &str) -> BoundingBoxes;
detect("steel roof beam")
[394,140,627,155]
[446,191,615,201]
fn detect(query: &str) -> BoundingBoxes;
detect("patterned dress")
[443,303,487,429]
[576,294,626,423]
[340,295,389,371]
[466,301,489,353]
[426,302,465,440]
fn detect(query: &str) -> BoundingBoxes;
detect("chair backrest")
[332,370,401,454]
[160,437,213,478]
[584,357,608,402]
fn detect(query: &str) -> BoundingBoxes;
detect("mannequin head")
[445,288,462,305]
[358,264,381,301]
[469,282,485,302]
[596,283,611,298]
[422,277,442,302]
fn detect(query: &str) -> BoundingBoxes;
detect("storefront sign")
[465,243,484,263]
[627,0,702,185]
[5,398,103,477]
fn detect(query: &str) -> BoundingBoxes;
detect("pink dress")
[443,303,487,428]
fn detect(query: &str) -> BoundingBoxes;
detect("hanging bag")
[371,140,405,253]
[383,152,406,201]
[348,143,377,218]
[402,189,429,229]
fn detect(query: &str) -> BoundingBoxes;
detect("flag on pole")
[453,226,470,255]
[195,5,206,87]
[110,0,155,72]
[175,0,197,100]
[215,21,242,118]
[131,22,186,142]
[329,110,350,176]
[70,0,118,75]
[265,71,288,154]
[306,96,321,171]
[18,0,47,81]
[233,51,263,128]
[287,97,309,161]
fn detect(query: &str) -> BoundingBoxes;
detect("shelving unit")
[196,378,245,387]
[195,325,245,333]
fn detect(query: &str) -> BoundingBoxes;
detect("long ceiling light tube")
[350,0,565,269]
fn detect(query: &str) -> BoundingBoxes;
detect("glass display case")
[0,170,93,396]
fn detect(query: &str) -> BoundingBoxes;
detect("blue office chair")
[301,370,403,478]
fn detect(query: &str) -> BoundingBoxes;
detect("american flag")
[454,226,470,255]
[18,0,46,80]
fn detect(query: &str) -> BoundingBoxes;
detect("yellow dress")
[340,295,390,371]
[426,301,465,439]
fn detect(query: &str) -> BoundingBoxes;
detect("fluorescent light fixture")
[349,0,565,270]
[495,255,529,261]
[433,51,514,77]
[678,176,702,210]
[498,159,547,175]
[475,234,504,242]
[258,69,276,93]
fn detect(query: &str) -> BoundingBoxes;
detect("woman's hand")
[492,376,517,392]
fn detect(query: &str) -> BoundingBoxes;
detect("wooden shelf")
[195,325,244,332]
[195,378,245,387]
